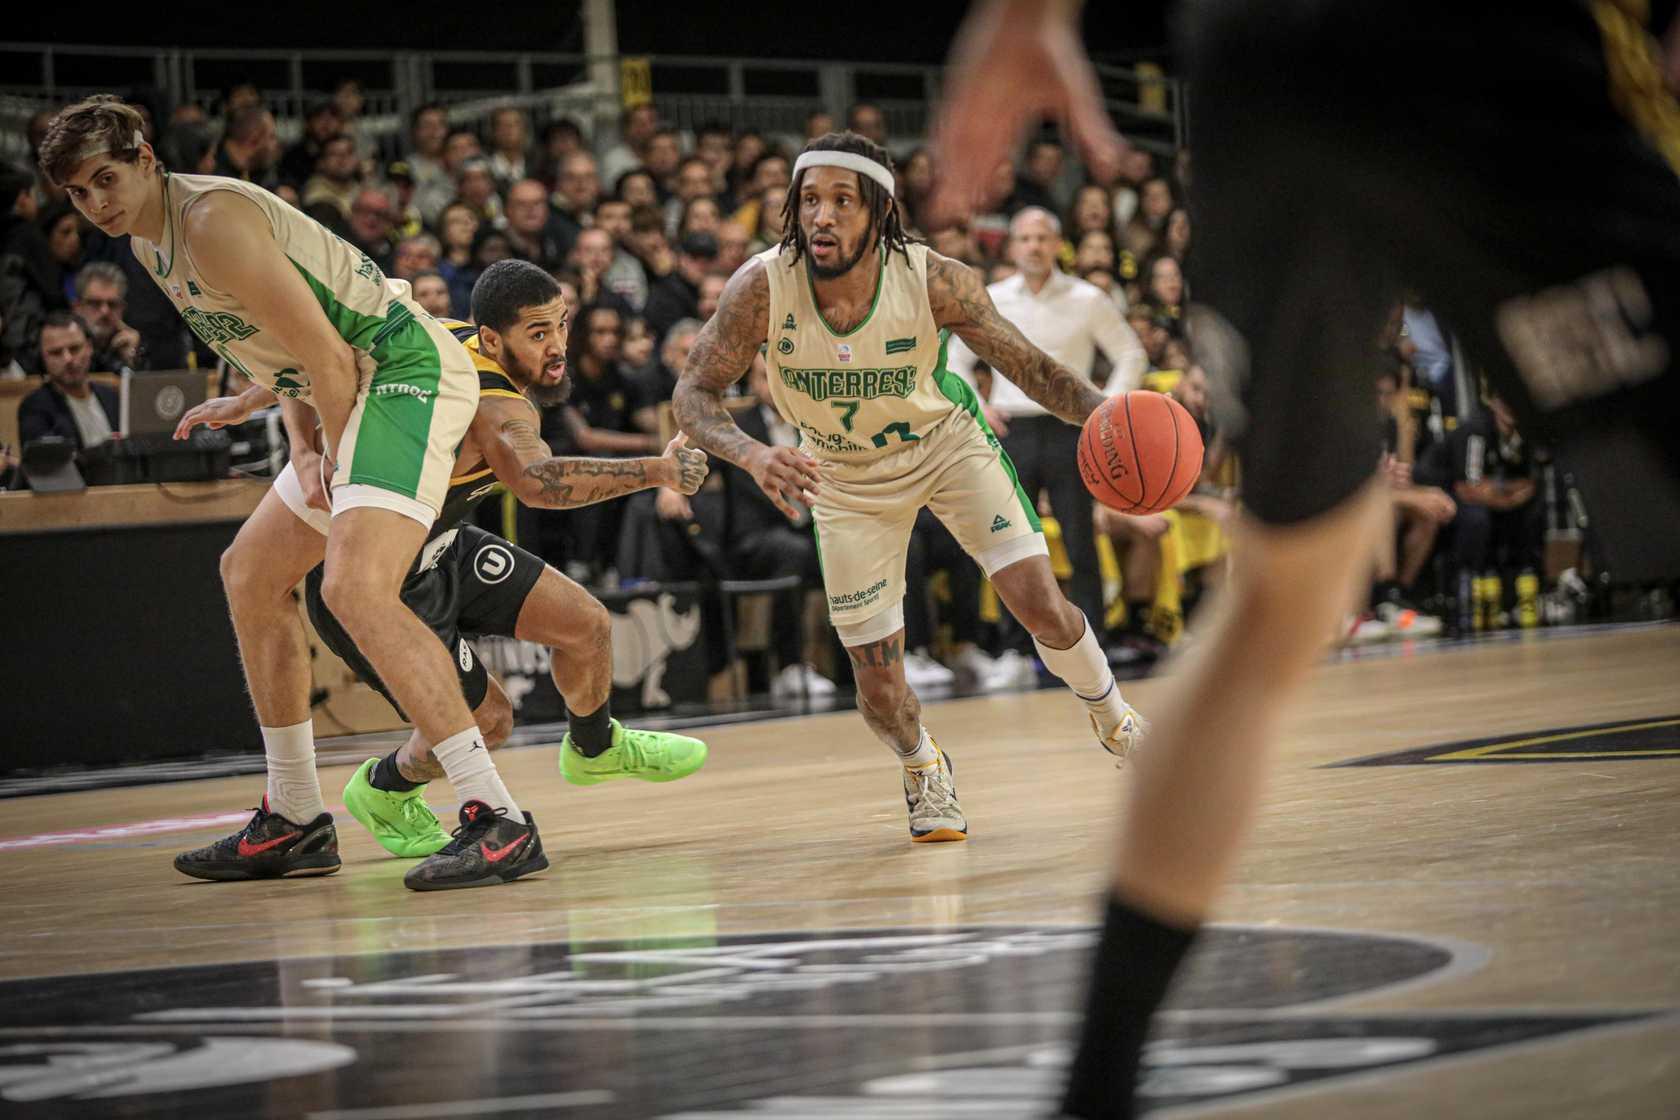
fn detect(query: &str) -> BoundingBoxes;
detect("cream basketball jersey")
[132,172,423,404]
[760,241,961,462]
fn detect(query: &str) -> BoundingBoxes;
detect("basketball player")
[929,2,1680,1115]
[176,260,711,887]
[39,96,519,890]
[673,131,1144,843]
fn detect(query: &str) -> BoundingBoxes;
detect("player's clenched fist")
[660,432,710,496]
[748,444,823,522]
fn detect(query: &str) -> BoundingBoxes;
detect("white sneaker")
[990,649,1041,689]
[904,650,957,692]
[949,646,1008,692]
[1091,705,1147,768]
[1342,613,1391,645]
[770,663,837,701]
[1376,601,1444,638]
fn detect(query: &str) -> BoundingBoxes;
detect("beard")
[530,374,571,408]
[806,216,878,280]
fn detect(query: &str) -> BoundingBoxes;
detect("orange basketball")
[1077,390,1205,514]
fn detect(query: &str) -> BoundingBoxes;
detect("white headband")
[71,129,145,167]
[793,150,894,194]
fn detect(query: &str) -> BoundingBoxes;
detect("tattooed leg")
[846,630,923,755]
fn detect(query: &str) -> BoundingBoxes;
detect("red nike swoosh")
[481,835,528,863]
[237,831,300,857]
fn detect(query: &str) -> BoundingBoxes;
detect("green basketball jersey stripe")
[929,330,1042,533]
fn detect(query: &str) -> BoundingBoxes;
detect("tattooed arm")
[674,256,822,521]
[474,395,708,509]
[925,249,1107,425]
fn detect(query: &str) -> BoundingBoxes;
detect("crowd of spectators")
[1,80,1593,698]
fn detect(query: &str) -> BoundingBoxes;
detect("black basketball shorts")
[304,525,546,719]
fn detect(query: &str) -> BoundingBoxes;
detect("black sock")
[568,702,614,758]
[1060,892,1199,1119]
[369,751,423,793]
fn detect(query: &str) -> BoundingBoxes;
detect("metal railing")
[0,41,1184,165]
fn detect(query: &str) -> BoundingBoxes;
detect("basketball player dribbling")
[930,2,1680,1115]
[674,130,1144,843]
[39,96,541,890]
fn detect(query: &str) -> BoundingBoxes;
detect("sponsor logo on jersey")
[991,514,1011,533]
[780,365,917,401]
[777,337,795,355]
[180,307,259,346]
[373,382,434,402]
[782,313,797,330]
[884,335,916,355]
[837,343,853,363]
[186,280,202,297]
[829,578,889,610]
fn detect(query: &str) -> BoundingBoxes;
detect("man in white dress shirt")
[946,206,1147,670]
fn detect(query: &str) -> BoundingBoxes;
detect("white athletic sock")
[433,727,522,819]
[263,719,327,824]
[893,725,940,769]
[1033,615,1130,736]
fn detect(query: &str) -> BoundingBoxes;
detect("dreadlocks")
[779,131,913,268]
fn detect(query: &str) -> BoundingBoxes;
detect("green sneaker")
[558,720,708,786]
[341,758,451,858]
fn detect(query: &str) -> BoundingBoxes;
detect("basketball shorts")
[302,525,545,718]
[813,405,1047,642]
[1183,0,1680,579]
[328,310,479,527]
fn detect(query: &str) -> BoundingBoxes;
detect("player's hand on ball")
[749,444,822,522]
[173,394,260,440]
[661,432,710,496]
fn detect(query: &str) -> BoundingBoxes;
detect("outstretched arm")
[475,395,707,509]
[674,257,820,521]
[926,249,1106,425]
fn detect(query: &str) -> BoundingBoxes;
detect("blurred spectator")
[989,261,1018,284]
[221,83,263,119]
[1008,137,1065,215]
[437,201,482,318]
[697,274,728,322]
[1449,393,1541,587]
[636,316,701,415]
[1083,268,1121,302]
[929,223,982,268]
[279,100,342,191]
[1161,336,1193,372]
[1401,296,1455,401]
[171,103,208,128]
[348,187,398,272]
[534,117,586,188]
[505,178,573,272]
[847,102,888,148]
[2,162,65,374]
[601,102,662,186]
[644,128,684,198]
[72,263,145,372]
[728,152,790,238]
[384,162,424,239]
[1127,303,1173,369]
[302,134,361,220]
[715,220,751,276]
[213,105,280,191]
[644,231,718,344]
[804,109,835,143]
[898,147,935,231]
[592,198,650,311]
[1143,253,1184,316]
[159,121,217,177]
[570,227,636,320]
[1124,176,1176,257]
[471,226,515,273]
[331,78,375,161]
[552,153,602,236]
[946,207,1147,673]
[729,132,767,207]
[1163,207,1192,262]
[752,185,788,251]
[391,233,440,281]
[408,268,452,318]
[1075,230,1117,276]
[405,103,454,226]
[694,122,735,195]
[614,168,660,211]
[1069,182,1116,241]
[454,157,504,226]
[19,312,117,451]
[41,204,83,302]
[679,197,722,240]
[628,204,674,280]
[621,315,656,376]
[487,106,532,190]
[668,155,717,237]
[1375,367,1456,612]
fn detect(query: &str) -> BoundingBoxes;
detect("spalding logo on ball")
[1078,390,1205,514]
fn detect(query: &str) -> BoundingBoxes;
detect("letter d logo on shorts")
[474,543,514,585]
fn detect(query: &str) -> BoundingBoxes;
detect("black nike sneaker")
[174,798,341,881]
[403,800,548,892]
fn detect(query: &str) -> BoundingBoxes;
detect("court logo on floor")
[1334,714,1680,766]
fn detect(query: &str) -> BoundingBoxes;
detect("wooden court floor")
[1,624,1676,1117]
